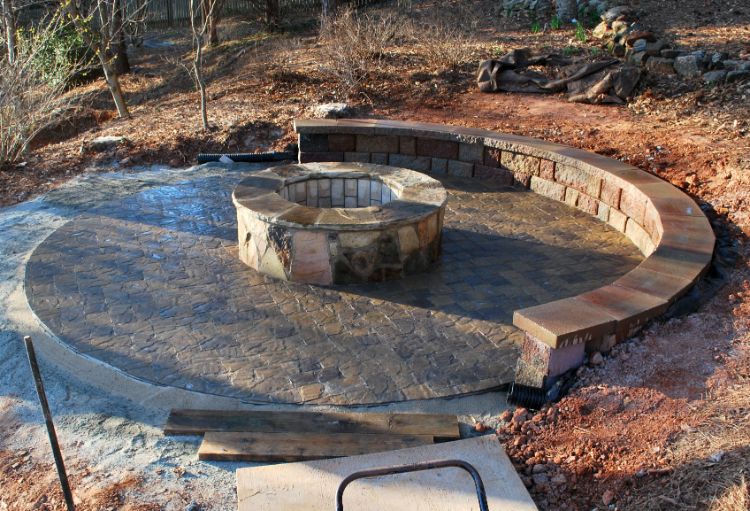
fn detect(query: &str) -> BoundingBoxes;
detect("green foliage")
[530,20,541,34]
[17,19,95,88]
[575,22,587,42]
[550,15,562,30]
[563,45,580,57]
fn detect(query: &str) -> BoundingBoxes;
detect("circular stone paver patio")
[25,166,643,405]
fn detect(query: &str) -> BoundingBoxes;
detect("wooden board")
[198,431,435,462]
[164,409,460,440]
[236,435,538,511]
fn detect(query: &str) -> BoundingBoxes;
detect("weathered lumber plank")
[198,431,435,462]
[164,409,460,439]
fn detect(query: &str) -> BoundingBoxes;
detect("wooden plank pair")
[164,409,460,462]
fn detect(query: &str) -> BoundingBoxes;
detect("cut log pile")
[163,409,460,462]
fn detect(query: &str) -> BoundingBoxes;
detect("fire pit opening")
[280,176,397,208]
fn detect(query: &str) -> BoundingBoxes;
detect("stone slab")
[236,436,538,511]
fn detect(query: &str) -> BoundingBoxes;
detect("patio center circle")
[24,168,643,405]
[232,163,448,285]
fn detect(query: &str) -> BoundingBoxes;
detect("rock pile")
[593,6,750,85]
[477,48,641,104]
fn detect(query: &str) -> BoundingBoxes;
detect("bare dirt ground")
[2,0,750,509]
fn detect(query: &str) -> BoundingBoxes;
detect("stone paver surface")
[25,167,642,405]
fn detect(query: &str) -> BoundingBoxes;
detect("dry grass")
[625,368,750,510]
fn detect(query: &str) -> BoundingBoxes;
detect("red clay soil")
[2,1,750,508]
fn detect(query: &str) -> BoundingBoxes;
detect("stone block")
[619,187,647,225]
[564,187,579,207]
[344,152,371,163]
[447,160,474,177]
[576,193,599,215]
[513,297,617,349]
[318,179,331,197]
[513,173,532,189]
[294,182,307,204]
[430,158,448,174]
[290,231,332,285]
[399,136,417,155]
[596,202,610,222]
[613,266,694,304]
[530,176,565,202]
[299,134,329,152]
[608,208,627,232]
[416,138,459,159]
[483,147,502,168]
[398,225,420,253]
[339,231,380,249]
[501,152,540,177]
[381,186,392,203]
[306,180,318,207]
[474,164,514,186]
[599,178,622,208]
[357,179,371,206]
[643,204,662,242]
[645,57,676,75]
[458,143,484,163]
[370,180,382,204]
[328,134,356,152]
[345,179,358,197]
[389,153,431,173]
[539,159,555,180]
[554,164,602,197]
[344,197,357,208]
[514,334,586,389]
[576,285,669,342]
[356,135,399,153]
[299,152,344,163]
[371,153,388,165]
[331,179,345,207]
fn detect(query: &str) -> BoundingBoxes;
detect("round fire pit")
[232,162,447,285]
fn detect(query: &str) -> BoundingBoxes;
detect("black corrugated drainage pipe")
[196,150,296,164]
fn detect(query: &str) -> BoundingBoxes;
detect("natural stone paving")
[25,165,643,405]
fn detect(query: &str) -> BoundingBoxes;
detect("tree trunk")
[99,53,130,118]
[193,37,208,129]
[201,0,220,46]
[2,0,15,65]
[265,0,279,29]
[111,0,130,75]
[321,0,336,18]
[556,0,577,22]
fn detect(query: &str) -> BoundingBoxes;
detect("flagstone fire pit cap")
[231,162,448,231]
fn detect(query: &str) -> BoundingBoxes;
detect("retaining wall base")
[514,334,586,390]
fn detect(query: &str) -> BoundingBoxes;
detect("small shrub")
[530,20,541,33]
[17,13,95,88]
[318,8,402,94]
[575,22,588,42]
[550,15,562,30]
[0,16,83,165]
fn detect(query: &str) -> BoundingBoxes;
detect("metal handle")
[335,459,490,511]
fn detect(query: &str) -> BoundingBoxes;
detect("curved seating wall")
[294,118,715,387]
